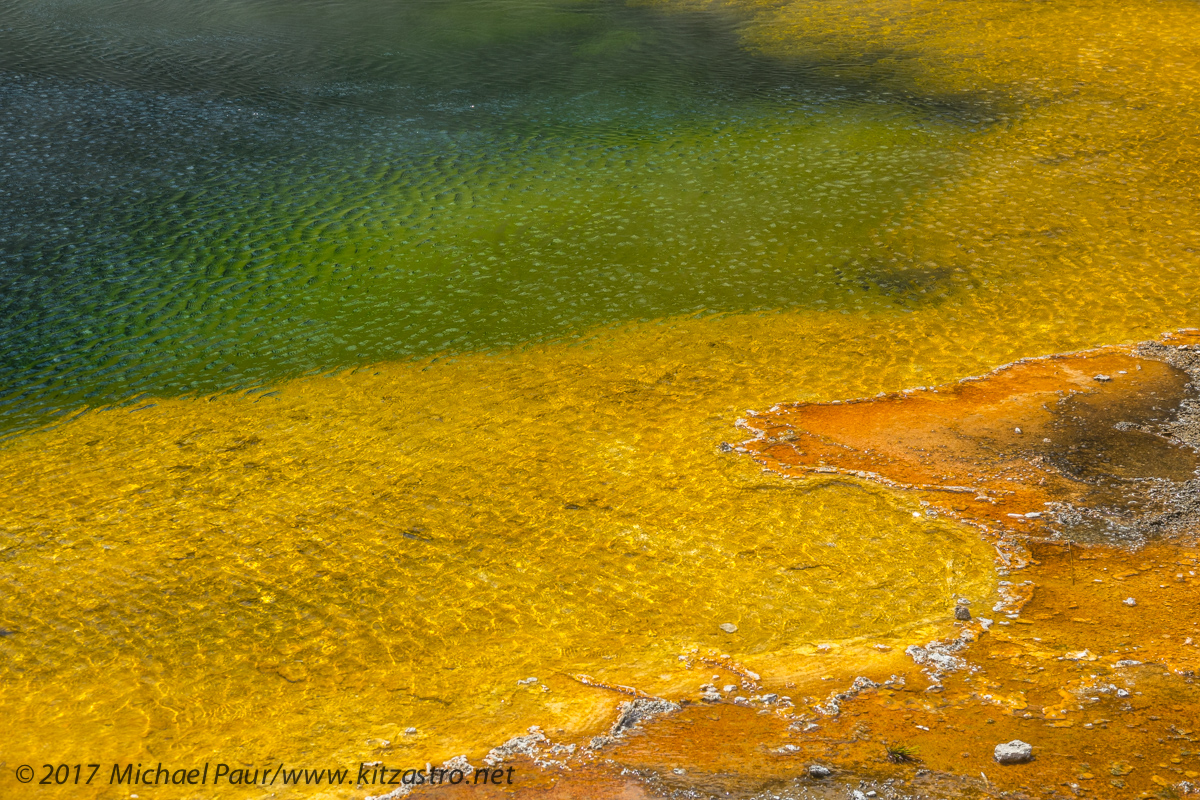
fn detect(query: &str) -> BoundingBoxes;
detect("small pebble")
[994,740,1034,765]
[1094,374,1112,382]
[1123,597,1137,606]
[807,764,833,778]
[719,622,738,634]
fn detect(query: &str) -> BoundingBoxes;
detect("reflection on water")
[1,0,1200,794]
[0,0,977,435]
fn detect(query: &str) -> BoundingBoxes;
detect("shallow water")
[2,0,1200,795]
[0,0,974,435]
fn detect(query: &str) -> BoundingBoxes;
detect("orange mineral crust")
[739,331,1200,543]
[405,543,1200,800]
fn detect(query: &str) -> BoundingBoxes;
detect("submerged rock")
[610,698,682,737]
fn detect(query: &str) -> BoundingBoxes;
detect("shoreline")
[397,330,1200,800]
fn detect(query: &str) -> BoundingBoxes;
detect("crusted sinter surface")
[739,331,1200,545]
[1131,340,1200,539]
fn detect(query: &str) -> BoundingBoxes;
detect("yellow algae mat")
[0,311,1003,792]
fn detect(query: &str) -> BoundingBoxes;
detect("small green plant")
[885,743,922,764]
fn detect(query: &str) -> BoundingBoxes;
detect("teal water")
[0,0,984,434]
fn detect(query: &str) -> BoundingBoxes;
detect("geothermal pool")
[2,0,1199,797]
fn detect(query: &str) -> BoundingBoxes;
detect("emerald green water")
[0,0,980,434]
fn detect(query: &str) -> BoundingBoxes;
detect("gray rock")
[610,698,681,737]
[719,622,738,633]
[954,603,972,621]
[807,764,833,778]
[484,730,548,766]
[1094,374,1112,382]
[994,740,1034,764]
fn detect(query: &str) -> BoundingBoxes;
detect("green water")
[0,0,983,434]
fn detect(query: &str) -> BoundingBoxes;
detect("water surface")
[2,0,1200,794]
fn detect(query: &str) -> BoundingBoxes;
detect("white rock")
[994,740,1034,764]
[1123,597,1137,607]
